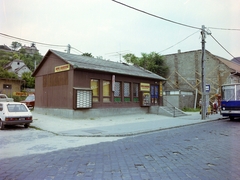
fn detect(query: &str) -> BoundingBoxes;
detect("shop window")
[124,82,130,102]
[91,79,99,102]
[114,82,121,102]
[103,80,111,102]
[133,83,139,102]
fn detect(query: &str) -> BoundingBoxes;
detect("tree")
[11,42,22,51]
[123,52,169,78]
[0,67,18,79]
[12,53,20,60]
[0,42,43,88]
[82,53,93,57]
[22,53,42,71]
[21,72,35,88]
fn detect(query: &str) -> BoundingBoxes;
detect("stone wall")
[163,50,232,105]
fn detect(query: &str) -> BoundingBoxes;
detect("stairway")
[158,106,188,117]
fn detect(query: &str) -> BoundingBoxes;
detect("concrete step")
[159,106,188,117]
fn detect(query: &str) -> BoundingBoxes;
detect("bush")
[13,96,26,102]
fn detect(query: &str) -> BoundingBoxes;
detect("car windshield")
[7,104,28,112]
[25,95,35,101]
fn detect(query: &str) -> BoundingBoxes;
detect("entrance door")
[150,85,159,105]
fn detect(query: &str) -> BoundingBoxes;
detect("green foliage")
[0,59,10,68]
[13,96,26,102]
[12,53,20,60]
[123,52,169,78]
[21,72,35,88]
[20,53,42,71]
[82,52,94,57]
[123,53,138,64]
[0,67,18,79]
[0,50,12,66]
[182,107,200,112]
[11,42,22,51]
[0,42,43,88]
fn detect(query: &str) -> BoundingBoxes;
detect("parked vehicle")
[221,83,240,120]
[21,94,35,109]
[0,102,33,130]
[0,94,14,102]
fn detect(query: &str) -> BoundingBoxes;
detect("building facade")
[0,78,24,97]
[32,50,166,118]
[4,59,32,78]
[20,43,39,55]
[163,49,240,108]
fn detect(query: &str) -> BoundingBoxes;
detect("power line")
[111,1,238,59]
[112,1,240,32]
[0,32,85,55]
[0,32,66,48]
[208,27,240,31]
[112,0,201,30]
[209,34,237,59]
[71,47,84,54]
[158,30,200,53]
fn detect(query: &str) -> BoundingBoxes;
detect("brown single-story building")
[32,50,166,118]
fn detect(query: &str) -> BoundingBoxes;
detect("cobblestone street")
[1,119,240,180]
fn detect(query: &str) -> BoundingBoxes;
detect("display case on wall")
[73,88,92,109]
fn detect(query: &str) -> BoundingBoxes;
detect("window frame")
[103,80,111,103]
[90,79,99,102]
[114,81,121,102]
[133,83,139,102]
[124,82,131,102]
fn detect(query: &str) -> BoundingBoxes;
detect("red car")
[21,94,35,109]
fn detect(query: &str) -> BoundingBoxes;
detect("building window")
[114,82,121,102]
[133,83,139,102]
[124,82,130,102]
[3,84,12,89]
[91,79,99,102]
[103,80,111,102]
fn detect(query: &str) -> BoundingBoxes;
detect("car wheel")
[24,124,29,128]
[0,121,4,130]
[230,117,234,121]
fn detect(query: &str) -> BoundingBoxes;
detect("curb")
[30,117,226,138]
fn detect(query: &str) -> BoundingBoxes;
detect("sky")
[0,0,240,62]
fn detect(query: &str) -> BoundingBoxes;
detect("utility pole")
[201,25,206,120]
[67,44,71,54]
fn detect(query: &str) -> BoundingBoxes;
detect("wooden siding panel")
[43,72,68,87]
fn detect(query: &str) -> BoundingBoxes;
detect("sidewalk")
[31,111,225,137]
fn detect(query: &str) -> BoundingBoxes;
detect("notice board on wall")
[74,88,92,109]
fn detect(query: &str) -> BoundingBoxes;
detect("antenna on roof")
[105,50,130,62]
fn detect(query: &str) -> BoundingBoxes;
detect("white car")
[0,102,33,130]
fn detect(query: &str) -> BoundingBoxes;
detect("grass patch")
[182,107,200,112]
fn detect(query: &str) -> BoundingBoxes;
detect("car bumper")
[2,120,33,126]
[221,110,240,117]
